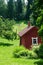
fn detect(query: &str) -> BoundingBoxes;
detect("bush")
[18,50,29,58]
[14,50,29,58]
[4,31,14,40]
[27,51,38,59]
[32,46,39,55]
[14,53,20,58]
[13,46,26,58]
[38,44,43,58]
[32,44,43,59]
[0,18,18,40]
[13,46,38,59]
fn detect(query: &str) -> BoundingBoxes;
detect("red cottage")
[18,23,42,49]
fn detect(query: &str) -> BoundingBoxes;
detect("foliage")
[38,44,43,58]
[31,0,43,26]
[14,46,25,53]
[0,0,7,18]
[36,16,42,27]
[0,37,41,65]
[16,0,23,20]
[31,0,43,44]
[33,44,43,59]
[0,18,27,40]
[7,0,14,19]
[13,46,38,59]
[30,0,38,25]
[25,0,33,20]
[0,0,34,21]
[34,59,43,65]
[36,9,43,27]
[38,25,43,43]
[0,18,17,40]
[32,46,39,58]
[27,51,38,59]
[13,46,26,58]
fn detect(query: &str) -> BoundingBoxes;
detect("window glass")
[33,39,37,44]
[32,37,38,45]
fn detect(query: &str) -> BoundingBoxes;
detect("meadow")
[0,37,40,65]
[0,22,41,65]
[0,0,43,64]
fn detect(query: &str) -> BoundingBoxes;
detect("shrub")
[13,46,38,59]
[27,51,38,59]
[32,46,39,55]
[0,18,18,40]
[4,31,17,40]
[14,50,29,58]
[13,46,26,58]
[32,44,43,59]
[18,50,29,58]
[38,44,43,58]
[14,53,20,58]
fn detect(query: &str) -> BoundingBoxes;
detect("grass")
[0,22,41,65]
[0,58,39,65]
[0,37,40,65]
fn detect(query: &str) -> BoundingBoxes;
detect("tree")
[36,15,43,27]
[30,0,38,25]
[0,18,15,40]
[0,0,7,18]
[38,0,43,8]
[30,0,43,44]
[38,25,43,43]
[31,0,43,26]
[7,0,14,19]
[16,0,23,20]
[25,0,33,20]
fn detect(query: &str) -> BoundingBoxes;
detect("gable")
[18,26,38,37]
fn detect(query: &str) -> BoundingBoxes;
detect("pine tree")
[25,0,33,20]
[0,0,6,18]
[16,0,23,20]
[7,0,14,19]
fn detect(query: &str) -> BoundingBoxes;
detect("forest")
[0,0,43,40]
[0,0,43,65]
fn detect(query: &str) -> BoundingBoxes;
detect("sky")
[5,0,7,4]
[5,0,27,4]
[25,0,27,3]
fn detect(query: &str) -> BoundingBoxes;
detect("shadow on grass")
[0,42,13,46]
[34,59,43,65]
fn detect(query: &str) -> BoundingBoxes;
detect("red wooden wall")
[20,27,42,49]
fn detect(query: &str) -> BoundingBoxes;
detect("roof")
[18,26,35,37]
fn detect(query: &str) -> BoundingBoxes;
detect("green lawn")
[0,37,39,65]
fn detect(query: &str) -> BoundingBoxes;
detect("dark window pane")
[33,39,36,44]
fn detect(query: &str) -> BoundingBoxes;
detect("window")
[32,37,38,45]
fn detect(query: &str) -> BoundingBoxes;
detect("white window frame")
[32,37,38,45]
